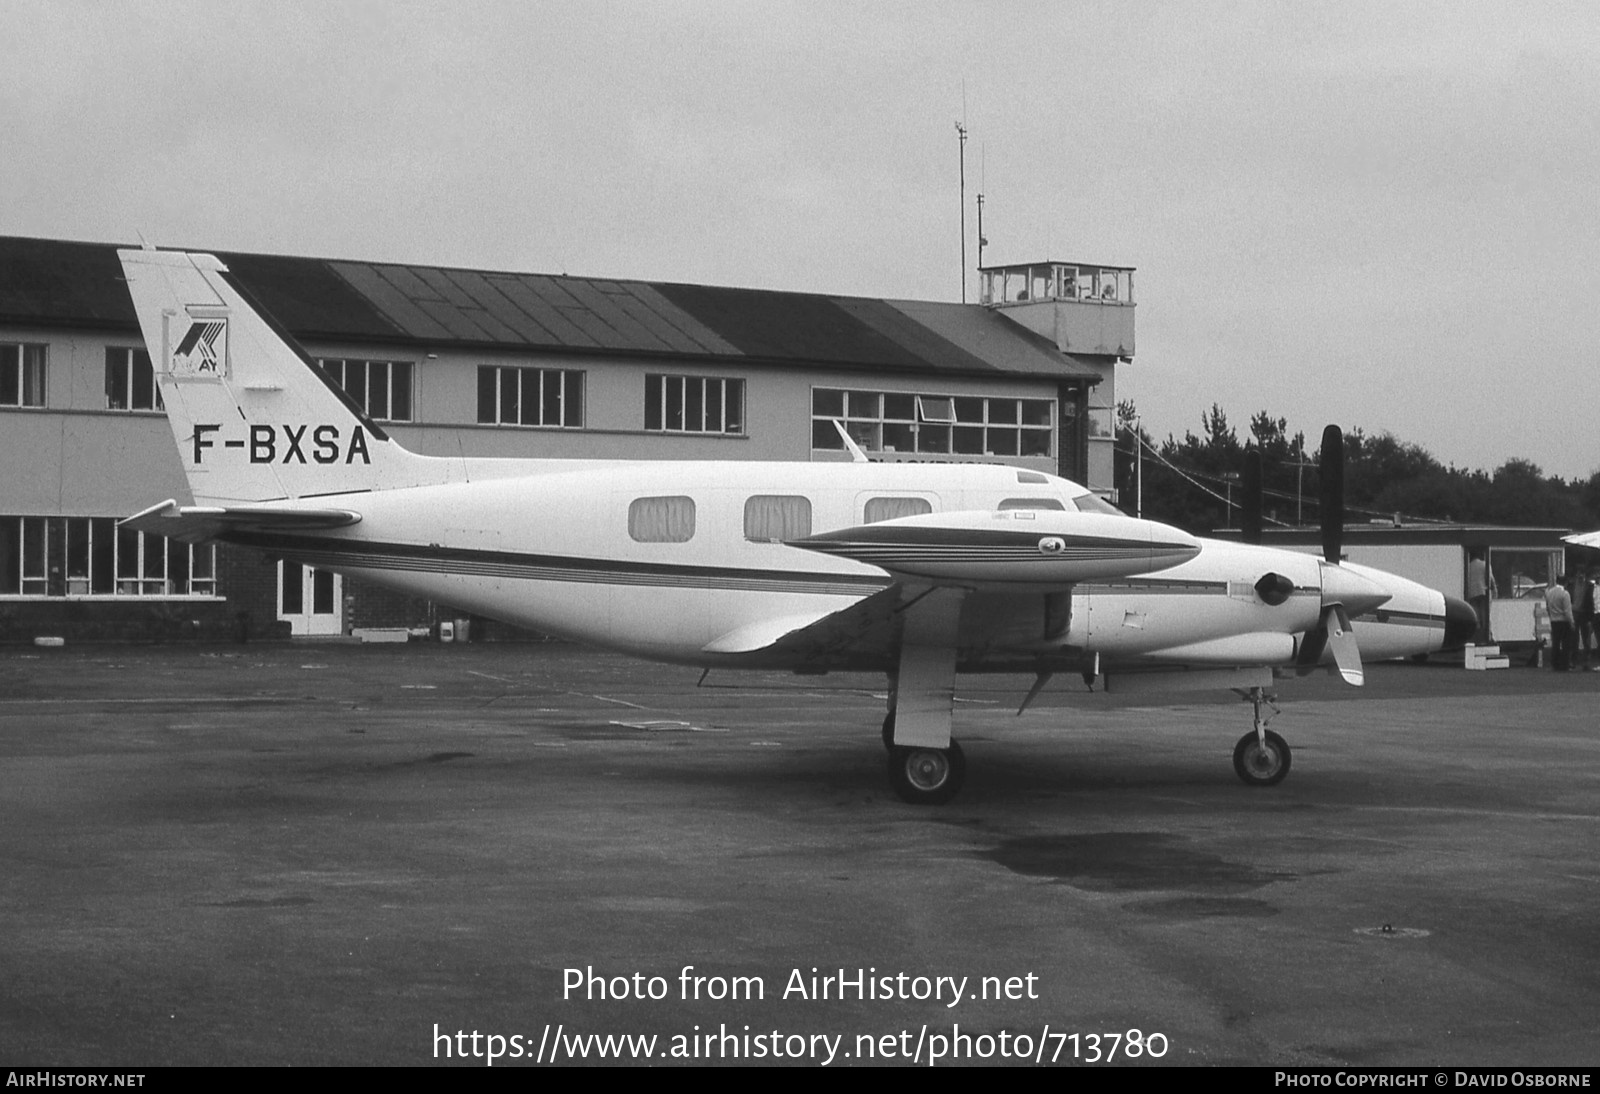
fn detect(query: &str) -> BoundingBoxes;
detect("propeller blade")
[1319,425,1344,564]
[1295,604,1365,685]
[1241,447,1263,545]
[1324,604,1363,686]
[1295,621,1328,675]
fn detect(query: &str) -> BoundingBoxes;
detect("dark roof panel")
[561,279,670,351]
[652,282,926,368]
[0,238,136,326]
[485,275,598,347]
[887,299,1103,381]
[444,270,558,343]
[328,262,456,340]
[414,267,480,310]
[415,298,494,342]
[605,283,720,355]
[215,251,399,339]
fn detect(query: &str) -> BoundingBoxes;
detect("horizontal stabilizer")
[120,499,362,543]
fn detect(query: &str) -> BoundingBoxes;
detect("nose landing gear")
[1233,686,1291,786]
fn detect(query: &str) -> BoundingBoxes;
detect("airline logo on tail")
[171,315,228,379]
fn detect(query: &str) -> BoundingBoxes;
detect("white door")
[278,563,343,636]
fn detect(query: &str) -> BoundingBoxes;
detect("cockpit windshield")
[1068,492,1125,516]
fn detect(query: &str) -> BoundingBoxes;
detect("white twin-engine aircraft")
[118,249,1475,804]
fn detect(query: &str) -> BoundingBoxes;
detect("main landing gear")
[881,710,967,805]
[887,740,966,805]
[1233,686,1291,787]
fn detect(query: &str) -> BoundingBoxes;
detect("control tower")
[979,260,1134,496]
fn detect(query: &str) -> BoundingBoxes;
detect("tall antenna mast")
[976,144,987,294]
[976,193,986,271]
[955,120,968,303]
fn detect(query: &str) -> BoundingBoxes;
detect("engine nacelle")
[787,509,1200,587]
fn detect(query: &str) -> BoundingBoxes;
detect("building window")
[105,348,163,411]
[811,388,1053,458]
[0,516,48,595]
[476,366,584,427]
[645,375,745,435]
[1,343,46,408]
[743,496,811,542]
[320,359,413,421]
[627,497,695,543]
[0,516,215,598]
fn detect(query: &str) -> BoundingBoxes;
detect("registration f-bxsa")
[116,248,1475,804]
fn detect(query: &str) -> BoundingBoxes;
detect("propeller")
[1241,446,1263,546]
[1318,424,1344,565]
[1295,424,1386,685]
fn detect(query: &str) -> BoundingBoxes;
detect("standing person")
[1545,575,1576,672]
[1465,550,1492,644]
[1576,567,1598,671]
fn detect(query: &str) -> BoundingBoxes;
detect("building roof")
[0,235,1101,382]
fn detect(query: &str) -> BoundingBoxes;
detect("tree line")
[1113,403,1600,536]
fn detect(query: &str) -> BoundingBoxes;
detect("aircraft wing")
[1563,530,1600,550]
[121,499,362,543]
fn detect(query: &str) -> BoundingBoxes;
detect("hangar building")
[0,237,1134,641]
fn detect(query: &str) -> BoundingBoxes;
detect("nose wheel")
[1233,729,1291,786]
[887,741,965,805]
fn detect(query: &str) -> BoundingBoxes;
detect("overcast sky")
[6,1,1596,480]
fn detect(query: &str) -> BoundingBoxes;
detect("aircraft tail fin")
[117,248,454,505]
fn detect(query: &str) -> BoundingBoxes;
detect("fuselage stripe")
[225,532,891,596]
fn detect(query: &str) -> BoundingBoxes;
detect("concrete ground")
[2,641,1597,1067]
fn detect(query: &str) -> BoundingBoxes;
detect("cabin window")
[105,348,163,412]
[645,375,745,435]
[0,343,46,408]
[628,496,696,543]
[744,496,812,542]
[863,497,933,524]
[476,366,585,427]
[998,497,1067,511]
[320,358,414,421]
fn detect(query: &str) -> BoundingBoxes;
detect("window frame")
[476,365,585,428]
[645,374,746,435]
[105,347,163,412]
[319,358,414,422]
[0,342,47,408]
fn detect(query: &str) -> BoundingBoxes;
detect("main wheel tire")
[1233,729,1291,787]
[887,741,965,805]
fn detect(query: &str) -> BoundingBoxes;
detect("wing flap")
[121,499,362,543]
